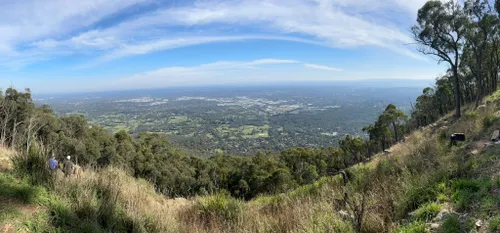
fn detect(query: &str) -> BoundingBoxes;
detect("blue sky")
[0,0,447,93]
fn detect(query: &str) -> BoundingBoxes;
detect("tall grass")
[9,142,183,232]
[3,104,498,233]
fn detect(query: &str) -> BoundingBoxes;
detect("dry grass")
[0,146,16,172]
[5,102,498,233]
[52,167,189,232]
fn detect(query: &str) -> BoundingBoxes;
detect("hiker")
[63,156,74,177]
[48,154,58,171]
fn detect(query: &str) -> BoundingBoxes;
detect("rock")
[434,209,451,221]
[430,223,440,230]
[478,104,487,112]
[338,210,354,220]
[492,130,500,141]
[475,220,482,228]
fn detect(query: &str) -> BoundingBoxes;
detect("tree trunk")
[11,118,18,148]
[453,66,461,118]
[392,122,398,143]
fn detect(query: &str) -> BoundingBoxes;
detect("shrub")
[197,192,245,226]
[398,183,438,218]
[438,214,472,233]
[438,215,461,233]
[437,129,447,143]
[482,115,498,129]
[11,145,54,187]
[490,214,500,232]
[465,111,479,120]
[451,179,491,211]
[414,202,441,221]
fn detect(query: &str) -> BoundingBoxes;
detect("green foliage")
[0,173,48,205]
[465,111,479,120]
[438,215,461,233]
[437,214,473,233]
[197,192,245,225]
[485,90,500,102]
[451,178,492,211]
[437,129,448,143]
[482,115,498,129]
[12,145,54,187]
[489,214,500,232]
[396,221,427,233]
[398,182,439,218]
[363,104,408,151]
[413,202,441,221]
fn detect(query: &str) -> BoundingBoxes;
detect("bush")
[451,179,491,211]
[437,129,448,143]
[438,215,461,233]
[414,202,441,221]
[438,214,472,233]
[490,214,500,232]
[398,183,438,218]
[465,111,479,120]
[12,145,54,187]
[197,192,245,225]
[482,115,498,129]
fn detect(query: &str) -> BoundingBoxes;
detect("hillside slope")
[2,100,500,232]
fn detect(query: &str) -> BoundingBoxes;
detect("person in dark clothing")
[63,156,74,177]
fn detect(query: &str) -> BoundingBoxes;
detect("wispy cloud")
[304,63,342,71]
[95,0,422,58]
[98,36,321,62]
[113,58,302,89]
[0,0,148,67]
[0,0,429,68]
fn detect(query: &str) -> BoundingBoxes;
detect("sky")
[0,0,447,93]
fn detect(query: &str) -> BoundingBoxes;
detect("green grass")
[396,221,427,233]
[438,215,461,233]
[0,173,49,205]
[0,204,22,224]
[484,90,500,102]
[490,214,500,232]
[413,202,441,221]
[451,178,492,211]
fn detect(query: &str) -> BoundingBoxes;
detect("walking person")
[63,156,74,177]
[48,154,58,171]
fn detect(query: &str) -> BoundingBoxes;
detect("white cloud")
[0,0,428,67]
[0,0,148,67]
[113,58,301,89]
[94,0,421,57]
[304,63,342,71]
[95,35,323,62]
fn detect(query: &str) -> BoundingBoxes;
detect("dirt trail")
[0,196,39,233]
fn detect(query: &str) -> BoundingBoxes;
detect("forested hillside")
[2,0,500,232]
[0,87,408,199]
